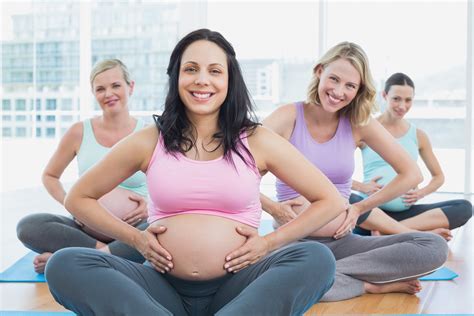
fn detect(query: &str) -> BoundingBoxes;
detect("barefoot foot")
[33,252,53,274]
[429,228,452,241]
[365,279,422,295]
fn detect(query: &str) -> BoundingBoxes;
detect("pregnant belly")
[365,169,411,212]
[82,187,139,242]
[155,214,252,280]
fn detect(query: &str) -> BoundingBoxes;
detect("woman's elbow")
[413,169,423,186]
[326,193,347,215]
[63,192,78,216]
[406,162,423,186]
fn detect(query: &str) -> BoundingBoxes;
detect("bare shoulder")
[416,128,431,149]
[248,126,292,174]
[65,121,84,140]
[264,102,297,124]
[247,125,280,147]
[416,127,429,140]
[58,121,84,153]
[274,102,298,116]
[262,102,298,139]
[125,124,159,151]
[351,116,375,145]
[355,117,381,138]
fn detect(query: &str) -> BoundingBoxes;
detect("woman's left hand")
[224,227,270,273]
[402,189,424,206]
[122,194,148,225]
[333,204,361,239]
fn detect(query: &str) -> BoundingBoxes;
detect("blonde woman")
[262,42,448,301]
[17,59,149,273]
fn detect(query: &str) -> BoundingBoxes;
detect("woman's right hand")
[134,224,173,273]
[361,176,383,195]
[272,199,301,225]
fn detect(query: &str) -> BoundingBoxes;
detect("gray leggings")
[45,242,335,316]
[16,213,148,263]
[305,232,448,301]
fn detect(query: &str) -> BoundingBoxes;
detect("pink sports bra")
[146,131,262,227]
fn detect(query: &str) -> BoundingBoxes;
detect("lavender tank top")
[276,102,356,201]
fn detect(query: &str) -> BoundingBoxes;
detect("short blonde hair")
[89,59,131,88]
[306,42,377,126]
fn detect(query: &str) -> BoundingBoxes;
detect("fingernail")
[226,256,231,261]
[167,256,171,260]
[165,267,169,271]
[168,263,173,268]
[228,268,233,272]
[224,264,229,269]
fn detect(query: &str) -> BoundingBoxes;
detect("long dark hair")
[154,28,259,166]
[384,72,415,93]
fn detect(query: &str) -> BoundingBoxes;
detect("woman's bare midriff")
[276,195,347,238]
[155,214,254,280]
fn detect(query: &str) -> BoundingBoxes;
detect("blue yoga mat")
[0,312,73,315]
[0,252,45,283]
[419,266,458,281]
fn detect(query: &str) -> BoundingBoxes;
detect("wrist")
[268,200,281,216]
[351,202,364,215]
[263,232,278,253]
[417,189,426,199]
[129,228,143,249]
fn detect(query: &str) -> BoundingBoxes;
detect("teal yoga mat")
[0,252,45,282]
[419,266,458,281]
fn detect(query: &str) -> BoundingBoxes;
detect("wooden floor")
[1,187,473,314]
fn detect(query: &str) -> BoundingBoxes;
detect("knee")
[295,242,336,283]
[45,248,79,288]
[16,214,45,244]
[450,200,473,229]
[422,233,449,268]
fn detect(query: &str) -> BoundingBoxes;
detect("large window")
[1,1,472,194]
[207,2,319,111]
[326,1,468,193]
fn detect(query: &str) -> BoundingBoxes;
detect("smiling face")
[92,66,134,115]
[383,84,414,119]
[178,40,229,119]
[316,58,361,113]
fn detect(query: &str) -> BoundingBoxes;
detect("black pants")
[351,194,473,235]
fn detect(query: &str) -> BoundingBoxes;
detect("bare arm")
[403,129,444,205]
[351,177,383,195]
[417,129,444,195]
[42,122,82,205]
[351,118,423,214]
[251,126,346,251]
[260,103,302,223]
[64,126,155,246]
[65,125,175,273]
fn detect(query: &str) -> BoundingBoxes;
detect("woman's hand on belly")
[224,226,270,273]
[272,199,302,226]
[333,204,361,239]
[121,193,148,225]
[134,223,173,273]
